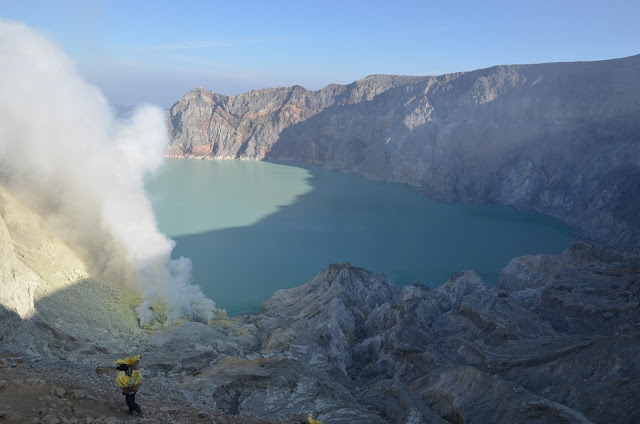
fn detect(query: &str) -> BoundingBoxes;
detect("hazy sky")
[3,0,639,107]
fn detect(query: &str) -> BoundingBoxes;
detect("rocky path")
[0,354,302,424]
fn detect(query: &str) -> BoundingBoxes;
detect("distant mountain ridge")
[167,55,640,248]
[167,74,428,158]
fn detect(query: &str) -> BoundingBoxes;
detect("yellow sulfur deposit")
[114,355,141,365]
[307,414,323,424]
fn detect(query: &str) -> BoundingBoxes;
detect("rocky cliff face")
[167,75,425,159]
[167,55,640,248]
[192,248,638,424]
[116,247,639,424]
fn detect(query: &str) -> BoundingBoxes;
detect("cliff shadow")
[0,275,143,361]
[168,161,576,315]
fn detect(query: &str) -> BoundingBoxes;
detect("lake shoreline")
[151,157,577,315]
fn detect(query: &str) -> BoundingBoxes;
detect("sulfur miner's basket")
[122,384,139,394]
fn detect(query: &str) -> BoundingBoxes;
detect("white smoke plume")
[0,20,216,326]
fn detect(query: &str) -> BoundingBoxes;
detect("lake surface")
[147,159,576,314]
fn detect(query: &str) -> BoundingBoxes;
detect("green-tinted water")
[147,159,576,314]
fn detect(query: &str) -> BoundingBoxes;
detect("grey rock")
[498,242,640,334]
[434,271,486,312]
[214,245,637,423]
[414,366,593,424]
[357,379,448,424]
[42,414,61,424]
[72,390,87,399]
[190,377,216,397]
[257,262,397,374]
[167,77,423,160]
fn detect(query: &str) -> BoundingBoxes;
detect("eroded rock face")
[167,76,425,160]
[0,184,145,361]
[2,240,638,423]
[167,55,640,247]
[147,246,638,424]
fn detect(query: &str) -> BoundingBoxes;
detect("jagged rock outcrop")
[153,243,638,424]
[167,55,640,248]
[167,75,425,159]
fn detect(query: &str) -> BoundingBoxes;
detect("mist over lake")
[147,159,576,314]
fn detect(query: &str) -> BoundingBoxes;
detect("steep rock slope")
[167,55,640,247]
[0,184,144,359]
[180,246,639,424]
[167,75,426,159]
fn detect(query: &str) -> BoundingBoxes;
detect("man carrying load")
[114,355,143,415]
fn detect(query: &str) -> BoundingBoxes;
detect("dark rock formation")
[167,55,640,248]
[164,243,639,423]
[3,230,638,422]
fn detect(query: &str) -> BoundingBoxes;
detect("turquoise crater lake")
[147,159,576,315]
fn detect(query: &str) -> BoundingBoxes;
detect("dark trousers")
[125,392,140,412]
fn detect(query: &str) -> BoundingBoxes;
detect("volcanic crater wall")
[167,55,640,248]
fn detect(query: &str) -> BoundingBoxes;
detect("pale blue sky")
[3,0,639,107]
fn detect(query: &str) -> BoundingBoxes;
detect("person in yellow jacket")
[114,355,143,415]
